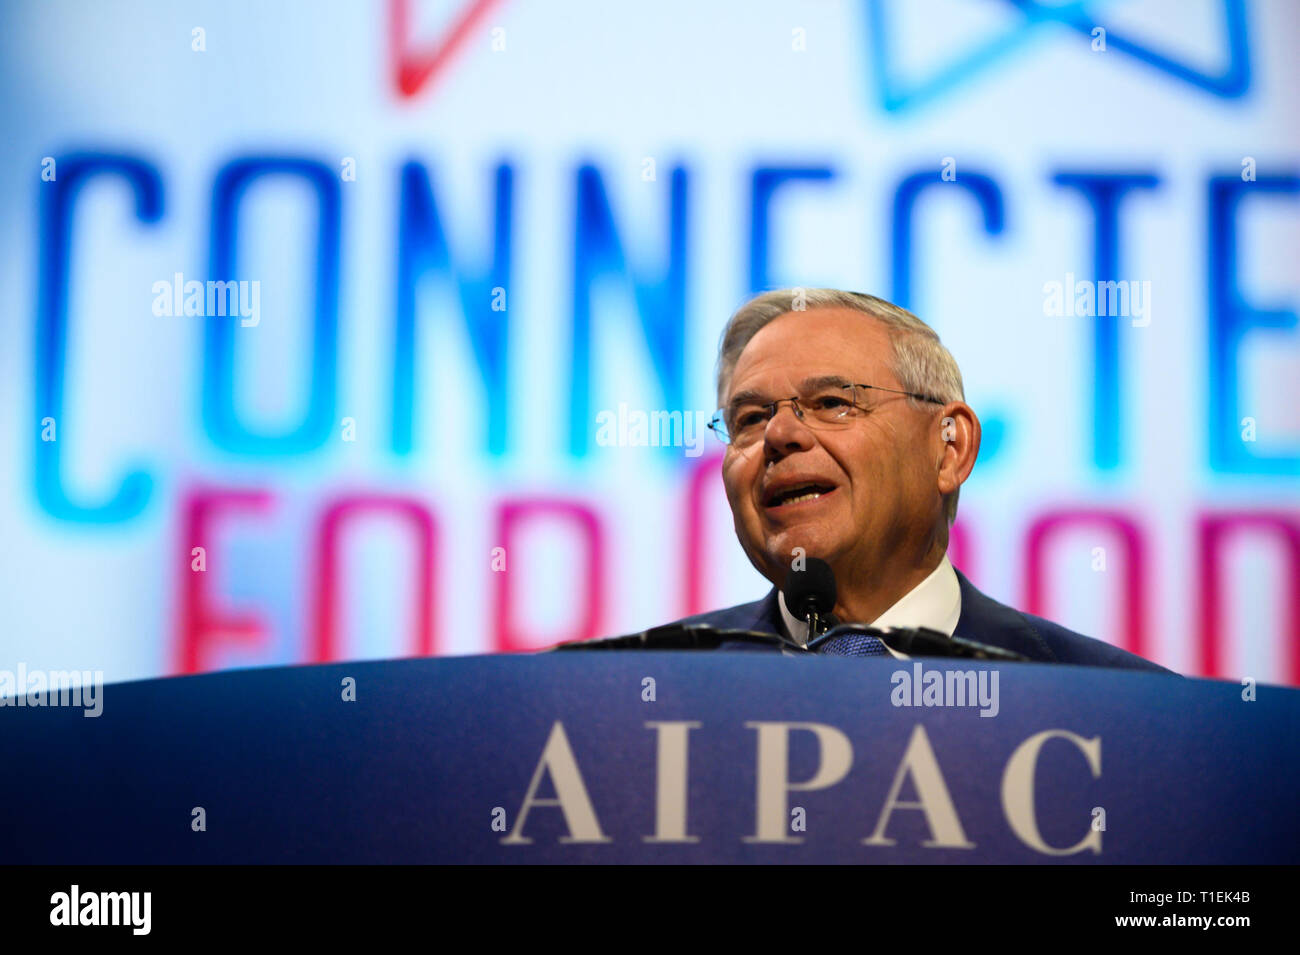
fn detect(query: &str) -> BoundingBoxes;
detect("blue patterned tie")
[810,629,891,657]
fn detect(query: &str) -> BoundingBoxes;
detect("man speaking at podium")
[669,288,1171,672]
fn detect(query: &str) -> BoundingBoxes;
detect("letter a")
[502,722,611,845]
[864,724,975,849]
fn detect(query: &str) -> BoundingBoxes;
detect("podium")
[1,654,1296,863]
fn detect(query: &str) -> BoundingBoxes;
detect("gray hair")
[715,288,967,526]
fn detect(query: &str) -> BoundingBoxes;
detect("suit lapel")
[951,567,1059,662]
[748,587,785,636]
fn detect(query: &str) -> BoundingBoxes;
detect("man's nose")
[763,402,816,461]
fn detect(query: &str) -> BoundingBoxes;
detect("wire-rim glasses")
[708,381,944,446]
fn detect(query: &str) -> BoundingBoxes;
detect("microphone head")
[784,558,837,622]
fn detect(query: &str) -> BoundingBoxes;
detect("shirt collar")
[777,554,962,657]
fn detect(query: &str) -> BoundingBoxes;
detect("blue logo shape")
[865,0,1250,114]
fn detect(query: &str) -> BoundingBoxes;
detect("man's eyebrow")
[726,388,769,408]
[727,375,855,408]
[799,374,854,392]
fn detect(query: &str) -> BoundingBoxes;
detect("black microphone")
[550,624,803,652]
[784,558,837,638]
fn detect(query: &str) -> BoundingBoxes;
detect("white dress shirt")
[777,554,962,658]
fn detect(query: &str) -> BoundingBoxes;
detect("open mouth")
[764,483,837,508]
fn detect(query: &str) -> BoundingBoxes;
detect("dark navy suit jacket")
[669,566,1175,673]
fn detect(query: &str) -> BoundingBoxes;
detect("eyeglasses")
[708,381,945,446]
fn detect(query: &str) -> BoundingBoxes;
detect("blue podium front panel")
[0,654,1294,863]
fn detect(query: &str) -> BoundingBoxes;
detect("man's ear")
[935,402,980,497]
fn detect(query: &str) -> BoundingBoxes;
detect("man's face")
[720,308,943,589]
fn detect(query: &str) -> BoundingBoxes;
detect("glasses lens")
[804,385,859,424]
[725,405,772,445]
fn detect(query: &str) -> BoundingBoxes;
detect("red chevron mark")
[389,0,506,100]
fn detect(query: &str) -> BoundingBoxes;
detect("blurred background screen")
[1,0,1296,684]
